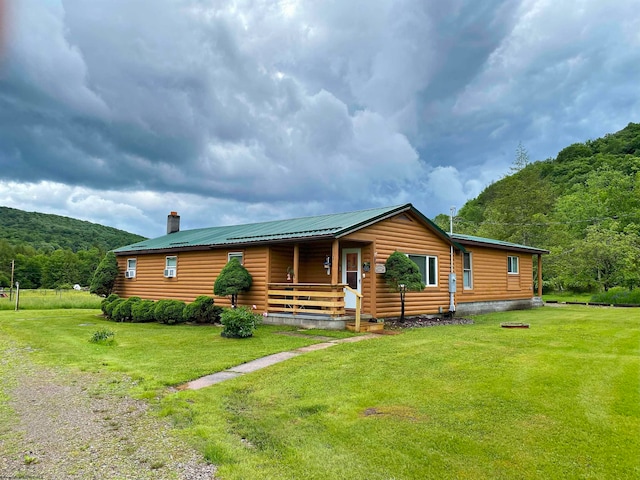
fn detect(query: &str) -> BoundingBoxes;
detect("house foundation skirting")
[264,313,372,330]
[455,297,543,316]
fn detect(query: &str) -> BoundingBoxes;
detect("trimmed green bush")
[100,293,120,315]
[183,295,223,324]
[104,298,125,319]
[111,296,141,322]
[220,306,261,338]
[131,299,156,323]
[154,299,187,325]
[213,258,252,307]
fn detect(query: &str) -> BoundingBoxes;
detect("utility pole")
[449,207,456,313]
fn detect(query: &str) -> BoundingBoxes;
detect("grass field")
[0,289,102,310]
[0,306,638,479]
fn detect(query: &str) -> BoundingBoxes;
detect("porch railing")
[267,283,347,316]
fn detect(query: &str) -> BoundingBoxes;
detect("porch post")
[331,239,339,285]
[537,253,543,297]
[293,243,300,282]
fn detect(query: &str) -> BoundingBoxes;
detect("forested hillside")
[0,207,145,289]
[435,122,640,292]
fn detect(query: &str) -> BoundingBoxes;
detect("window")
[507,256,519,274]
[463,252,472,289]
[228,252,244,264]
[408,254,438,286]
[164,256,177,277]
[125,258,137,279]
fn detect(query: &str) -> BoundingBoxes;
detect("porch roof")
[115,204,460,254]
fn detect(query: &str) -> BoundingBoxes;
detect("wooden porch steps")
[346,321,385,333]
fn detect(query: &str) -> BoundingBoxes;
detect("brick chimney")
[167,211,180,234]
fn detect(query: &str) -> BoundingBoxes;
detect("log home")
[113,204,547,329]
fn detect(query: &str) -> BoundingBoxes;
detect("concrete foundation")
[455,297,543,316]
[263,313,372,330]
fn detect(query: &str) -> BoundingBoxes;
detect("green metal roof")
[450,233,548,254]
[114,204,421,254]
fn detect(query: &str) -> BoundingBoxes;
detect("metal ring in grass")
[500,322,530,328]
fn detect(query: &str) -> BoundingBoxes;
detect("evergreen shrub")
[111,296,141,322]
[131,299,156,323]
[154,299,187,324]
[220,306,261,338]
[104,298,125,319]
[101,294,119,315]
[183,295,223,323]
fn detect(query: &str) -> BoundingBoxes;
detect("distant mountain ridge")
[0,206,146,252]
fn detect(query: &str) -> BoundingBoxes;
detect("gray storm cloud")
[0,0,638,236]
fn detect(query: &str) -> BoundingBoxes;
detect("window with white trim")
[407,254,438,286]
[507,255,519,274]
[228,252,244,264]
[463,252,472,289]
[164,256,177,277]
[125,258,137,279]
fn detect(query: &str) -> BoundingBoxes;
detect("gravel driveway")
[0,342,217,480]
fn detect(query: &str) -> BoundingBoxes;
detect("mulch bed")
[381,315,474,330]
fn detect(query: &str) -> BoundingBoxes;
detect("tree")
[213,258,252,307]
[510,141,530,173]
[384,251,425,322]
[90,252,119,296]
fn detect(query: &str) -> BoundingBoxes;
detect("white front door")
[342,248,361,309]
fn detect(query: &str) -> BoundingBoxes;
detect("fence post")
[14,282,20,311]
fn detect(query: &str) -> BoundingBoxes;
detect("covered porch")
[263,239,376,331]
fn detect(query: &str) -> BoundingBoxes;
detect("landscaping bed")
[382,315,474,329]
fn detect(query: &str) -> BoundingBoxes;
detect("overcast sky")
[0,0,638,239]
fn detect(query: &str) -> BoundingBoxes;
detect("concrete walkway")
[180,334,380,390]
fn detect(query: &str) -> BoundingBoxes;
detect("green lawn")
[0,310,345,396]
[542,291,593,303]
[0,306,638,479]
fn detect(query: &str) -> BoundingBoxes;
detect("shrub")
[220,306,261,338]
[591,287,640,305]
[213,258,253,307]
[183,295,223,324]
[89,328,115,345]
[104,298,125,319]
[90,251,119,297]
[101,293,120,315]
[154,299,187,324]
[111,296,141,322]
[131,299,156,323]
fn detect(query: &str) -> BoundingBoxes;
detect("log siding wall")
[454,246,534,303]
[115,246,269,310]
[343,213,452,317]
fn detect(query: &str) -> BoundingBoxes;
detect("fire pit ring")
[500,322,530,329]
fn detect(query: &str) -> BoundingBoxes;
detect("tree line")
[0,207,145,289]
[435,122,640,293]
